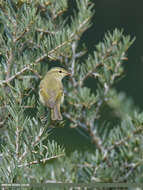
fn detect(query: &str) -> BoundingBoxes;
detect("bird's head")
[48,67,71,80]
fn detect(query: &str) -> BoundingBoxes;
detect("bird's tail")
[51,104,62,120]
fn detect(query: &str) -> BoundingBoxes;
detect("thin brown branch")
[108,126,143,152]
[120,161,141,181]
[134,126,143,134]
[79,41,120,87]
[34,53,48,64]
[0,66,42,86]
[36,28,57,35]
[53,9,67,20]
[28,68,42,79]
[19,127,45,162]
[2,9,17,28]
[46,17,90,57]
[71,42,78,87]
[14,27,29,42]
[0,66,30,85]
[16,125,20,159]
[63,112,111,165]
[0,120,5,128]
[21,106,34,109]
[6,50,13,80]
[18,154,64,167]
[48,40,72,55]
[70,17,90,39]
[63,113,105,153]
[19,148,27,162]
[110,61,122,84]
[32,127,45,147]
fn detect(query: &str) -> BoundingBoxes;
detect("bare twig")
[71,42,76,75]
[28,68,42,79]
[80,70,101,87]
[0,120,5,128]
[111,61,122,83]
[16,125,20,159]
[32,127,45,147]
[70,42,78,87]
[79,41,121,87]
[19,148,27,162]
[63,112,111,166]
[21,105,34,109]
[0,65,43,86]
[18,154,64,167]
[53,9,67,20]
[46,17,90,57]
[120,161,141,181]
[108,126,143,152]
[14,27,29,42]
[34,53,48,64]
[70,17,90,39]
[48,40,72,55]
[2,9,16,28]
[36,28,57,35]
[19,127,46,162]
[6,50,13,80]
[0,66,30,85]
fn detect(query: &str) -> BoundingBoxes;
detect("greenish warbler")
[39,67,70,120]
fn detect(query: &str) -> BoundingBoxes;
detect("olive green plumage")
[39,67,70,120]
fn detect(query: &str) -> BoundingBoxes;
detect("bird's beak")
[67,72,71,76]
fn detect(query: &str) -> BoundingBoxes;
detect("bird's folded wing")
[46,89,63,108]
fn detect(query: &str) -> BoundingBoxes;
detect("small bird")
[39,67,70,120]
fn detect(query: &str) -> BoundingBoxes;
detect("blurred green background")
[77,0,143,108]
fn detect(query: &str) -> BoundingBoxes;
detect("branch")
[79,41,122,87]
[32,127,45,147]
[18,154,64,167]
[63,113,106,153]
[63,112,111,166]
[70,42,78,87]
[0,66,42,86]
[46,17,91,58]
[0,120,5,128]
[108,126,143,152]
[110,61,122,84]
[16,125,20,159]
[0,66,30,85]
[19,127,45,162]
[34,53,48,64]
[70,17,91,39]
[120,161,141,181]
[19,148,27,162]
[36,28,57,35]
[6,50,13,80]
[14,27,29,42]
[0,16,91,86]
[53,9,67,20]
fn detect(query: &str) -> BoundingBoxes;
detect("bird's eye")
[59,70,62,73]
